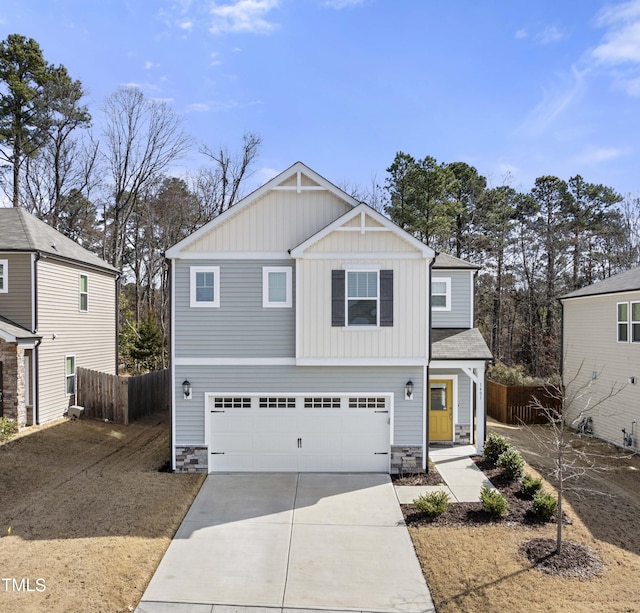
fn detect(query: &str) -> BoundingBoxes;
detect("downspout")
[473,268,486,446]
[33,252,40,425]
[115,272,121,374]
[558,298,565,378]
[425,252,437,472]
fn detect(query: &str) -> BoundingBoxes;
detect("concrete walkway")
[136,473,434,613]
[395,445,494,504]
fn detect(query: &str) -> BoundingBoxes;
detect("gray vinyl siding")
[174,365,424,447]
[36,258,117,424]
[174,259,295,358]
[0,253,32,330]
[432,269,473,328]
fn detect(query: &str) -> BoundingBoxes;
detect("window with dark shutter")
[380,269,393,326]
[331,270,345,326]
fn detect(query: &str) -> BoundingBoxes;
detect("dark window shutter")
[380,269,393,327]
[331,270,345,327]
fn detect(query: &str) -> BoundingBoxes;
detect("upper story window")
[331,269,393,328]
[617,301,640,342]
[0,259,7,293]
[347,271,378,326]
[190,266,220,308]
[432,277,451,311]
[79,274,88,311]
[263,266,292,308]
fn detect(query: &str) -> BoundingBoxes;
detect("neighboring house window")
[65,355,76,396]
[633,302,640,342]
[190,266,220,307]
[0,259,7,293]
[263,266,292,307]
[331,269,393,327]
[618,302,629,342]
[79,274,88,311]
[432,277,451,311]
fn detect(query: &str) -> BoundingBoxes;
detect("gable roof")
[166,161,361,258]
[431,328,493,360]
[433,252,479,270]
[0,315,41,343]
[0,208,118,273]
[560,266,640,300]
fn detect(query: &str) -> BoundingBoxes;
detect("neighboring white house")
[166,162,492,473]
[0,208,118,427]
[561,267,640,450]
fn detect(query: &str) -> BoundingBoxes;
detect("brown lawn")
[0,411,204,613]
[410,420,640,612]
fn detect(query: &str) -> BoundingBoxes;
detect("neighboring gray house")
[561,267,640,450]
[166,162,492,473]
[0,208,118,427]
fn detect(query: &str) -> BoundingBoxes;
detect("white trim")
[295,263,300,359]
[432,277,451,312]
[289,202,435,259]
[174,357,297,366]
[422,364,427,470]
[469,270,475,328]
[430,359,488,370]
[617,301,629,343]
[64,354,76,397]
[296,357,428,366]
[79,273,89,312]
[31,253,36,331]
[165,162,361,258]
[428,374,458,443]
[346,269,379,328]
[294,252,424,260]
[171,261,176,470]
[631,301,640,343]
[263,266,292,308]
[190,266,220,308]
[173,251,293,260]
[0,258,7,293]
[342,263,381,271]
[0,330,17,342]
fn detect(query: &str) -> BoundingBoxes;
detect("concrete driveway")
[136,473,434,613]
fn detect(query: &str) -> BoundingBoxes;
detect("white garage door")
[207,395,390,472]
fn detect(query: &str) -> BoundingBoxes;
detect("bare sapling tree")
[526,361,626,554]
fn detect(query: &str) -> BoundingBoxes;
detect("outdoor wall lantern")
[405,380,414,401]
[182,380,192,400]
[630,376,637,385]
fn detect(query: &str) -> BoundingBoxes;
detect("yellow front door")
[429,379,453,441]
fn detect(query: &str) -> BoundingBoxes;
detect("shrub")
[521,473,543,497]
[0,418,18,441]
[497,447,526,480]
[532,490,558,521]
[483,432,511,464]
[413,491,450,518]
[480,485,509,517]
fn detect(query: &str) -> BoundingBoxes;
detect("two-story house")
[0,208,118,427]
[166,162,492,473]
[561,266,640,450]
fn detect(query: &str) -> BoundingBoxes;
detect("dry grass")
[410,420,640,613]
[0,411,204,613]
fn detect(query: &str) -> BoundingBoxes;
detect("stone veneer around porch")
[0,338,26,427]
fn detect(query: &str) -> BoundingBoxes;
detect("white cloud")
[593,0,640,64]
[535,25,565,45]
[208,0,280,35]
[144,61,159,70]
[210,52,222,66]
[574,145,628,164]
[515,29,528,40]
[187,103,211,112]
[178,19,193,31]
[323,0,365,9]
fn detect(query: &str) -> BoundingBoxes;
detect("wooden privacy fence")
[487,380,562,425]
[76,367,170,424]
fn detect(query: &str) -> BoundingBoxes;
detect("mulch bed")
[401,456,571,528]
[391,467,445,486]
[520,538,603,578]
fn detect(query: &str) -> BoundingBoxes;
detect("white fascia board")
[165,162,359,258]
[430,359,488,370]
[295,357,428,366]
[300,252,424,260]
[0,331,17,342]
[174,357,296,366]
[172,251,293,261]
[290,203,435,259]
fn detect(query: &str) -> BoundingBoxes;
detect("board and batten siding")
[297,258,428,360]
[183,190,352,254]
[174,259,295,358]
[432,269,474,328]
[563,291,640,448]
[174,365,424,447]
[0,252,33,330]
[36,258,116,424]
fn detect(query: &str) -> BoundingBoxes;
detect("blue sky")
[2,0,640,197]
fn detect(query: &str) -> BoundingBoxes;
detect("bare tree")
[101,86,193,269]
[196,132,261,219]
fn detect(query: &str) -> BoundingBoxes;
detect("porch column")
[476,363,486,454]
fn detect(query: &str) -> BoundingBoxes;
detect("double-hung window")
[633,302,640,342]
[347,271,379,326]
[190,266,220,308]
[0,259,7,293]
[432,277,451,311]
[263,266,292,307]
[79,274,88,311]
[65,355,76,396]
[617,301,640,342]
